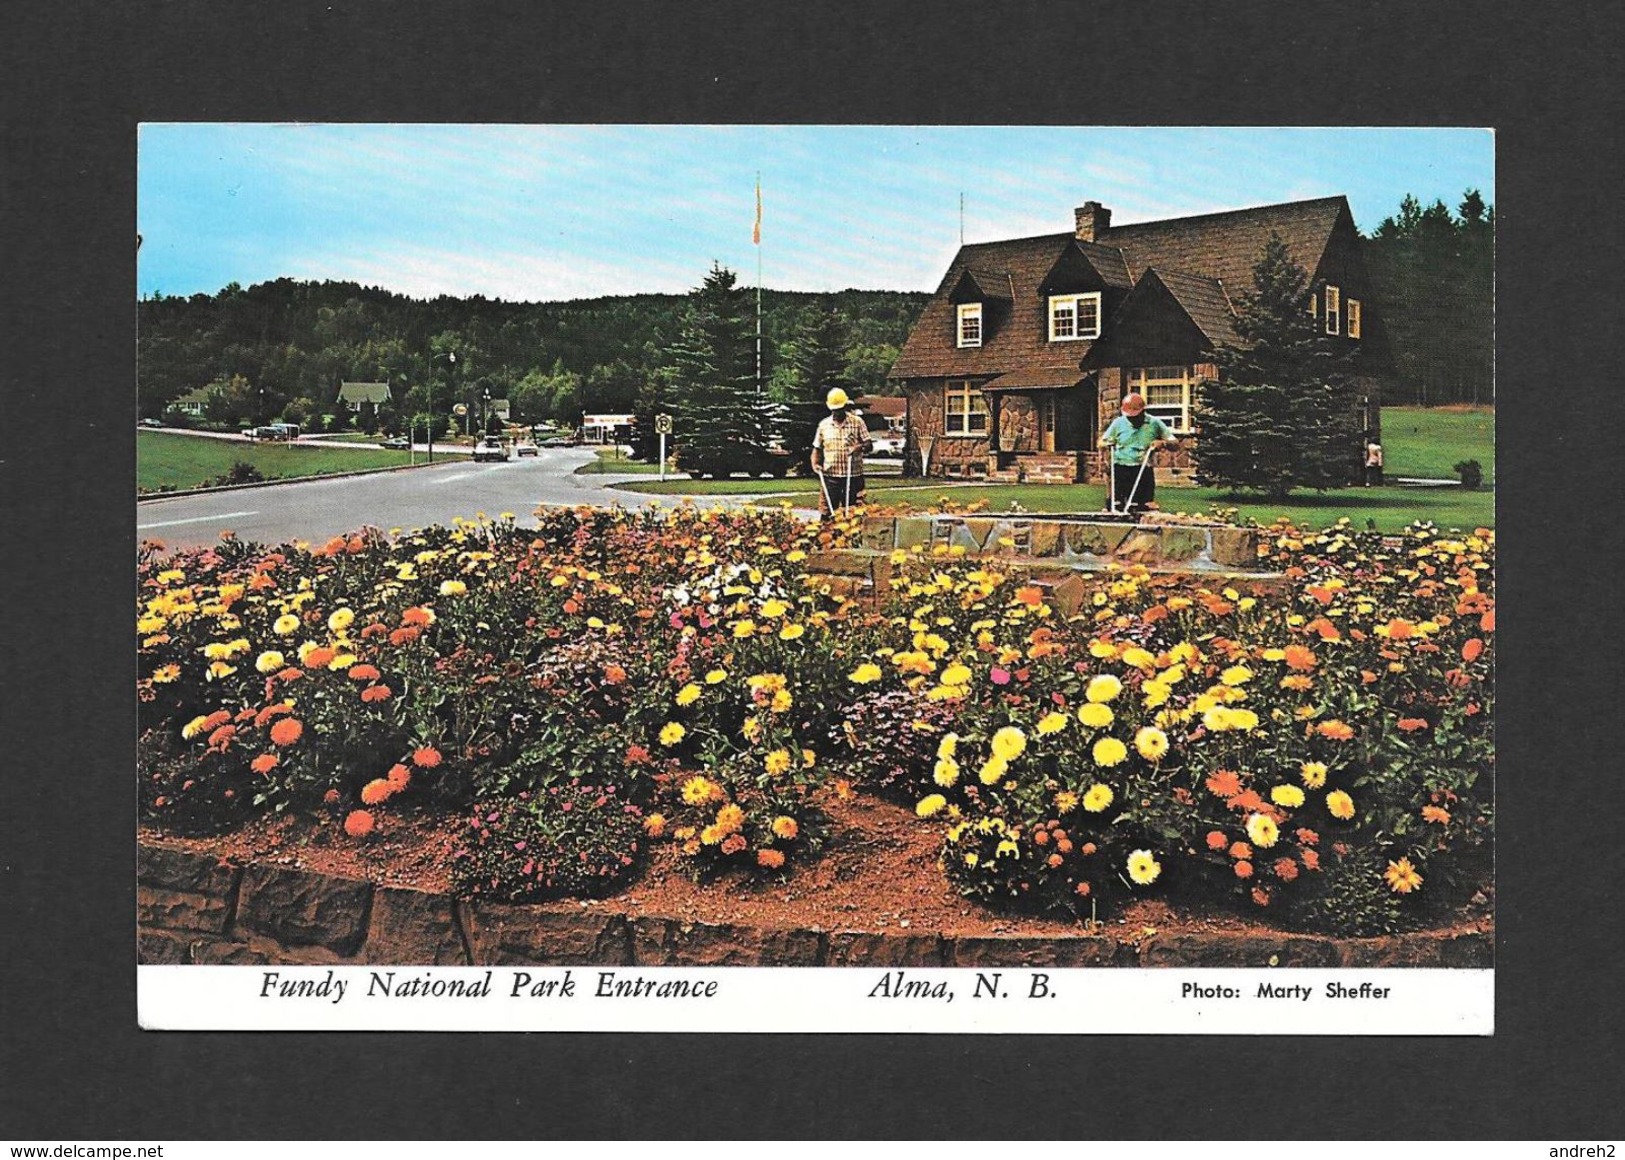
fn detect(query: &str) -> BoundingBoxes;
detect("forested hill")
[137,278,930,426]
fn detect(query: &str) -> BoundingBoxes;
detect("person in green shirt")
[1099,392,1179,513]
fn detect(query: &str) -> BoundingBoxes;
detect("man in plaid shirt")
[810,387,871,517]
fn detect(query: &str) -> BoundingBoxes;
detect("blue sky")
[137,125,1493,302]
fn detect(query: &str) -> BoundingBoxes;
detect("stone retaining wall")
[138,843,1492,969]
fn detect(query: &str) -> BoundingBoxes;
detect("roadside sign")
[453,403,468,416]
[654,413,673,435]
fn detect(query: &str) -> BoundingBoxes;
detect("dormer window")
[957,302,983,348]
[1048,292,1101,342]
[1325,285,1341,336]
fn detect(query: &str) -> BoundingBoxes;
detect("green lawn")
[138,431,417,492]
[1381,405,1494,483]
[573,448,666,475]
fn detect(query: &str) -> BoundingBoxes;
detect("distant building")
[582,413,635,444]
[889,195,1388,484]
[854,395,906,433]
[171,385,218,416]
[337,381,391,412]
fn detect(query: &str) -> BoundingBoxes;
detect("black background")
[3,0,1621,1142]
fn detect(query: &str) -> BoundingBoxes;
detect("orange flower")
[1014,585,1044,607]
[207,725,236,752]
[1461,638,1484,663]
[1360,670,1379,685]
[412,746,443,768]
[360,684,392,703]
[347,664,382,682]
[1205,830,1228,851]
[1228,841,1253,861]
[276,666,304,683]
[1251,886,1271,907]
[1397,717,1429,733]
[360,622,389,640]
[1300,849,1320,871]
[1480,609,1494,633]
[202,710,232,731]
[757,848,786,869]
[720,834,747,856]
[1306,585,1336,606]
[1283,644,1317,672]
[1273,857,1299,881]
[254,702,292,728]
[401,606,434,627]
[1316,719,1355,741]
[360,778,393,805]
[305,646,336,669]
[771,816,800,841]
[343,809,375,837]
[1307,618,1341,642]
[385,763,411,790]
[1234,860,1254,879]
[1295,828,1319,846]
[1205,770,1243,798]
[602,664,628,685]
[1385,619,1415,641]
[389,627,421,646]
[269,717,304,747]
[323,788,341,804]
[1422,805,1451,824]
[1074,881,1091,897]
[250,753,279,775]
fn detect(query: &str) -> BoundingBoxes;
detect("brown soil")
[140,793,1492,942]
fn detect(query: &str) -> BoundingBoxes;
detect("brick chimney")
[1075,201,1112,242]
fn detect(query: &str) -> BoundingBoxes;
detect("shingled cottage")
[888,196,1388,485]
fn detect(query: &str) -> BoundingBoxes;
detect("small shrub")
[1280,847,1403,937]
[1453,458,1483,489]
[138,731,255,836]
[451,781,647,902]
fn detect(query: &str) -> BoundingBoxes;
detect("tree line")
[137,277,927,433]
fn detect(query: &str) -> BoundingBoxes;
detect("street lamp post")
[429,350,458,464]
[481,386,491,437]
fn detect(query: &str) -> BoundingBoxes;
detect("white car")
[869,433,904,457]
[472,436,509,462]
[514,441,539,457]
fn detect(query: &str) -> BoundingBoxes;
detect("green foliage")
[1366,191,1494,405]
[1280,848,1404,937]
[1194,234,1362,498]
[1454,458,1483,489]
[451,783,649,902]
[666,264,776,467]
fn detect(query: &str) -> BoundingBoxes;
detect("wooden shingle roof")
[890,195,1352,383]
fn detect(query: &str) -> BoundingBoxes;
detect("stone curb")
[136,842,1492,969]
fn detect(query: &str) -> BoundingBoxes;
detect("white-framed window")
[1048,292,1102,342]
[1128,365,1197,434]
[1308,291,1318,318]
[944,380,989,436]
[1347,297,1362,339]
[957,302,983,348]
[1325,285,1341,336]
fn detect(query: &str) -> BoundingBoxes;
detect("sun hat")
[1121,393,1146,415]
[826,387,851,410]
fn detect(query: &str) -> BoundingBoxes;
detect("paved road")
[136,447,756,550]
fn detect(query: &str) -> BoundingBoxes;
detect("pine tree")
[664,264,773,470]
[1193,234,1360,498]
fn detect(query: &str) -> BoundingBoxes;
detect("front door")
[1039,394,1057,452]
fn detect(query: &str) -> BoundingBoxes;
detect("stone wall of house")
[993,394,1037,452]
[906,384,989,478]
[137,842,1491,968]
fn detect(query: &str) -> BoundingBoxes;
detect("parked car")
[379,435,411,450]
[540,436,576,448]
[139,417,164,428]
[514,441,539,457]
[676,441,792,480]
[869,433,904,457]
[472,436,509,462]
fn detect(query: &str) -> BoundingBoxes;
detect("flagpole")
[755,172,763,395]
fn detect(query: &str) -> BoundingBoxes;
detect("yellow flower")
[439,580,467,596]
[1127,849,1162,885]
[273,613,300,636]
[152,664,180,683]
[778,623,805,641]
[327,652,356,671]
[1077,702,1114,729]
[978,755,1009,786]
[1384,856,1424,894]
[964,852,980,868]
[940,662,973,687]
[1134,726,1169,762]
[937,732,959,760]
[658,722,687,747]
[1327,790,1356,821]
[916,794,947,818]
[181,714,210,740]
[327,607,355,634]
[764,749,792,776]
[1037,712,1068,736]
[1270,784,1306,809]
[742,716,762,742]
[1245,812,1279,848]
[675,683,702,707]
[700,824,724,846]
[255,650,286,674]
[681,776,721,805]
[990,726,1027,761]
[732,620,757,639]
[995,839,1020,859]
[849,663,883,684]
[705,668,728,684]
[1120,646,1157,671]
[1083,783,1114,813]
[770,688,793,714]
[1220,664,1253,686]
[1088,640,1118,659]
[772,815,800,840]
[933,757,960,787]
[802,748,817,768]
[1055,790,1079,814]
[1092,737,1128,767]
[715,803,746,834]
[760,598,789,619]
[1086,674,1123,703]
[1142,680,1171,709]
[1300,761,1328,789]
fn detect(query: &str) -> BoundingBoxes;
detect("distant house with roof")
[888,196,1388,484]
[337,381,392,412]
[170,385,219,416]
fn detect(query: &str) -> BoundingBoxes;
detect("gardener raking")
[1099,392,1180,514]
[810,387,871,518]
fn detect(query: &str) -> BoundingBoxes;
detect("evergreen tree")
[1194,234,1360,498]
[664,264,772,466]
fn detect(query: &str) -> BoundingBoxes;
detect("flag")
[752,176,761,246]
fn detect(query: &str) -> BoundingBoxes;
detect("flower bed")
[138,506,1493,939]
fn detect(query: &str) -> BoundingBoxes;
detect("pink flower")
[990,668,1011,686]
